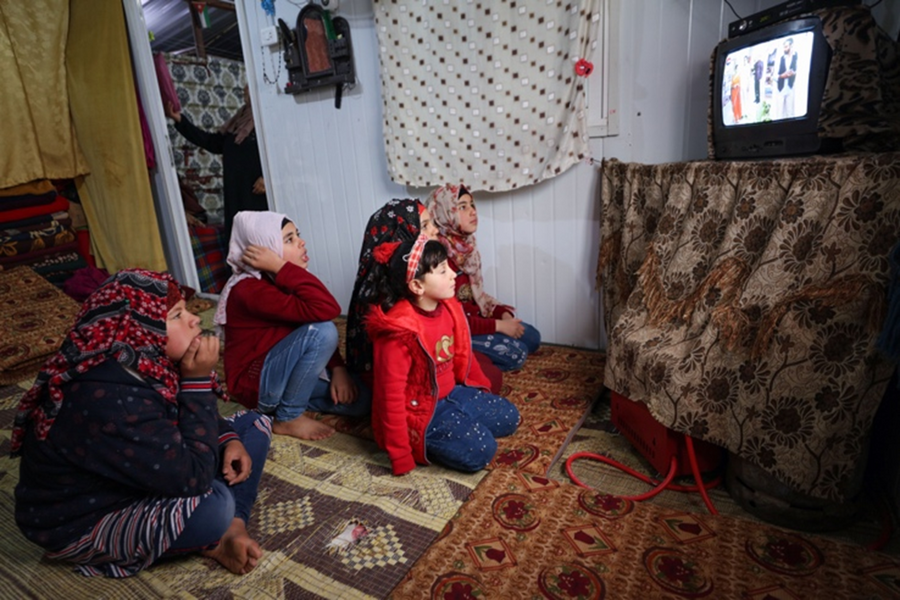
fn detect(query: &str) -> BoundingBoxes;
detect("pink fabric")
[154,53,181,113]
[136,92,156,170]
[63,265,111,303]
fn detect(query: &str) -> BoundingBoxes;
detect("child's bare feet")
[272,413,335,440]
[202,518,262,575]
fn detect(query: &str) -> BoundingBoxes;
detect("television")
[711,16,839,160]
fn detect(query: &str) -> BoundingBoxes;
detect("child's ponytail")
[371,237,448,312]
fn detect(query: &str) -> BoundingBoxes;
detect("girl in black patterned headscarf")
[345,199,437,381]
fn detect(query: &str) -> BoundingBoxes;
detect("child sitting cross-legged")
[366,234,521,476]
[426,183,541,371]
[216,211,371,441]
[12,269,271,577]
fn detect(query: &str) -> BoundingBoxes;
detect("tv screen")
[720,31,815,126]
[711,17,836,160]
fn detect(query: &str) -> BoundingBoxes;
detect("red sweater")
[366,298,491,476]
[448,257,514,336]
[223,262,343,407]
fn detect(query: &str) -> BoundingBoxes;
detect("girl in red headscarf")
[12,269,270,577]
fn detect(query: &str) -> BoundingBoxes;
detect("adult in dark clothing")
[166,86,268,238]
[12,269,271,577]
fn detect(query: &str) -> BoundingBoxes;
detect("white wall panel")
[237,0,897,351]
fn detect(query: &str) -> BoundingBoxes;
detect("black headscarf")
[345,199,424,373]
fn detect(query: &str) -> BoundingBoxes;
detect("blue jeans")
[425,385,520,472]
[168,410,272,551]
[258,322,372,422]
[472,321,541,371]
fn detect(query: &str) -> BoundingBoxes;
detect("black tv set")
[711,16,839,160]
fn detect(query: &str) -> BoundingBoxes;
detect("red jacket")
[366,298,491,475]
[223,262,343,407]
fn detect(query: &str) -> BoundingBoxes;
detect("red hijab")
[10,269,184,454]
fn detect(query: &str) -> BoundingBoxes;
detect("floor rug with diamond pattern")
[0,318,605,600]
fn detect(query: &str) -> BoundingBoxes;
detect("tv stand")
[598,152,900,519]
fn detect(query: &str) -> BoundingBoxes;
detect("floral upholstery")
[598,153,900,502]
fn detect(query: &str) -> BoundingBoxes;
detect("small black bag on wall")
[279,4,355,108]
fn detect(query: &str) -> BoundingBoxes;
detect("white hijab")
[213,210,289,326]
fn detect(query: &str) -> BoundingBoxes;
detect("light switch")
[260,26,279,46]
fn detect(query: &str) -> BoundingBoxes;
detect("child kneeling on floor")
[216,211,371,441]
[12,269,271,577]
[366,234,520,476]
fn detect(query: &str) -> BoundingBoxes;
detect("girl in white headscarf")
[215,211,371,440]
[426,184,541,371]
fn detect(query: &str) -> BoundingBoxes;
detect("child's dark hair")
[373,239,448,312]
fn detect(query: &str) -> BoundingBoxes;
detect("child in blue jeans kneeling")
[216,211,371,440]
[366,234,520,475]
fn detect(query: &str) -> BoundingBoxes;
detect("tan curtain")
[373,0,600,192]
[0,0,89,188]
[67,0,166,272]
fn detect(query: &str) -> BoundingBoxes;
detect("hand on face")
[178,334,220,378]
[242,244,286,274]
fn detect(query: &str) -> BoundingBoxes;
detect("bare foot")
[202,518,262,575]
[272,413,335,440]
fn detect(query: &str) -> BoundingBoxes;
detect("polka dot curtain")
[373,0,600,192]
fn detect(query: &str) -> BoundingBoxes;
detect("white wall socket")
[260,26,279,46]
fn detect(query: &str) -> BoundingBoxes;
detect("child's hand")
[329,366,358,405]
[496,317,525,339]
[180,335,219,378]
[242,244,286,274]
[222,440,252,485]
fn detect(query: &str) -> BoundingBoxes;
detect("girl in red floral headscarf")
[12,269,271,578]
[426,184,541,371]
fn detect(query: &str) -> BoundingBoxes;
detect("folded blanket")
[0,195,68,224]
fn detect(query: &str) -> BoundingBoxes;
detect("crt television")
[711,16,838,159]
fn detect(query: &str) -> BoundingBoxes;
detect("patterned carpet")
[391,467,900,599]
[0,308,605,599]
[0,267,80,384]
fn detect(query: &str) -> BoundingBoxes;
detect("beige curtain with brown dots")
[373,0,600,192]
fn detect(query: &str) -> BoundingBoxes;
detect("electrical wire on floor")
[565,439,721,515]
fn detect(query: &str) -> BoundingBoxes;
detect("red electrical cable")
[565,440,721,513]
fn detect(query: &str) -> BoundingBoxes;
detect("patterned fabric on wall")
[165,54,246,222]
[598,153,900,503]
[373,1,600,192]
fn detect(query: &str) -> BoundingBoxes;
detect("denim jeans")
[168,410,272,551]
[425,385,520,472]
[257,322,372,422]
[472,321,541,371]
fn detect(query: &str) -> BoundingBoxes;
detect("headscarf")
[10,269,184,455]
[426,184,501,318]
[220,101,255,145]
[214,210,289,326]
[345,199,424,373]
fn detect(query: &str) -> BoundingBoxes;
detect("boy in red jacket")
[366,234,520,475]
[215,211,371,440]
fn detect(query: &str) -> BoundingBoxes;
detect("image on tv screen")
[721,30,814,127]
